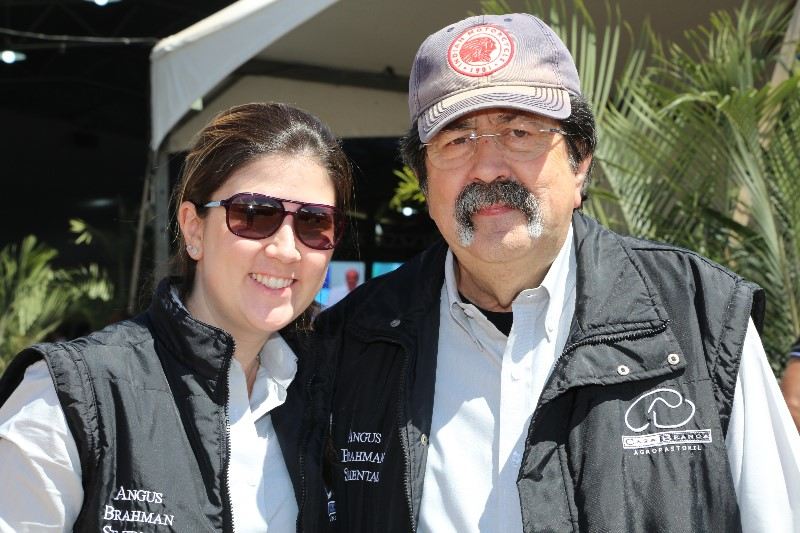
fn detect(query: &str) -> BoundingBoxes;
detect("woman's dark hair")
[400,94,597,200]
[172,102,352,331]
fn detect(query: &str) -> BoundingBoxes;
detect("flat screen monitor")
[316,261,366,306]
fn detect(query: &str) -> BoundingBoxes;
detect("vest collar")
[569,211,671,340]
[147,278,235,396]
[536,212,684,403]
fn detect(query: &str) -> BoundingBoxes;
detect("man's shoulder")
[575,211,749,283]
[621,233,749,286]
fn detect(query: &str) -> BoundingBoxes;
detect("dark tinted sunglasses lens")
[227,196,284,239]
[295,206,339,249]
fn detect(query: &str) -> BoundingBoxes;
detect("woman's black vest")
[0,279,309,533]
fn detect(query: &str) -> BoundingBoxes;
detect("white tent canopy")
[149,0,338,152]
[166,75,410,152]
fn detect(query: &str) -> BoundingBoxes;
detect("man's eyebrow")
[441,112,540,131]
[441,119,475,131]
[495,112,522,124]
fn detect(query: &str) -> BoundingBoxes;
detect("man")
[304,13,800,532]
[327,268,361,306]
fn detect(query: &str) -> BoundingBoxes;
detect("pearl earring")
[187,244,198,256]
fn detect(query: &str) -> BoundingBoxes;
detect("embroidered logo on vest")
[622,388,712,455]
[341,430,386,483]
[101,485,175,532]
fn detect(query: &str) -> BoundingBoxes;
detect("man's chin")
[454,222,544,251]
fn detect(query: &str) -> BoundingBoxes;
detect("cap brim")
[417,85,572,142]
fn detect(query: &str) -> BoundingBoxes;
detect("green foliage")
[389,166,427,211]
[390,0,800,373]
[598,2,800,373]
[0,236,112,371]
[69,216,136,318]
[70,218,94,245]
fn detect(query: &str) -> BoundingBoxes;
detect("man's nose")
[469,134,513,183]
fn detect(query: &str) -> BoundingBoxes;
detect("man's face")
[345,269,359,290]
[424,108,587,267]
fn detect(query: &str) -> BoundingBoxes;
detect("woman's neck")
[233,334,272,397]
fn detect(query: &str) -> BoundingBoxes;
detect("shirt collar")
[535,223,575,341]
[444,223,576,342]
[250,334,298,420]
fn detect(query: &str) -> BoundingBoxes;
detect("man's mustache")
[454,180,543,246]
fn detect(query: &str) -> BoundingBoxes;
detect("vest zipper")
[388,336,415,532]
[296,370,317,533]
[221,344,236,533]
[523,322,669,448]
[560,322,669,359]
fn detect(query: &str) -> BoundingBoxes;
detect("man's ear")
[177,201,204,260]
[573,155,593,208]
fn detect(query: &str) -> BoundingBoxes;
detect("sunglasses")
[200,192,345,250]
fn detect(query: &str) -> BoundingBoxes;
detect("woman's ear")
[178,201,204,260]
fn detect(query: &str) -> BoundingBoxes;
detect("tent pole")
[127,151,153,315]
[152,148,171,285]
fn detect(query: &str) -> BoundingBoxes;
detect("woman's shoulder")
[7,315,157,389]
[68,314,154,352]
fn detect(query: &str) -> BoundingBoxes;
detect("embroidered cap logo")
[447,24,515,77]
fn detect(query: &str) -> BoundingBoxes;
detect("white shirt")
[0,333,299,533]
[418,225,800,533]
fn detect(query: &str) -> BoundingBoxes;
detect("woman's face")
[180,153,336,344]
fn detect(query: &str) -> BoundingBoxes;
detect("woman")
[0,102,351,532]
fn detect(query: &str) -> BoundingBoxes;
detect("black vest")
[0,279,309,533]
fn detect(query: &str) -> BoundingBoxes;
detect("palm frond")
[0,236,113,371]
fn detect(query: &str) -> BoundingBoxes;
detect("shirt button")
[390,319,401,327]
[667,353,681,365]
[420,433,428,446]
[464,308,474,318]
[617,364,630,376]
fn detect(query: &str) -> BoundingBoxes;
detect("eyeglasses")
[200,192,345,250]
[423,121,568,170]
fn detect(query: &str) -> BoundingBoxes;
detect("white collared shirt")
[418,224,800,533]
[227,334,299,532]
[0,333,299,533]
[418,225,577,533]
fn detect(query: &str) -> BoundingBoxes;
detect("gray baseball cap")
[409,13,582,142]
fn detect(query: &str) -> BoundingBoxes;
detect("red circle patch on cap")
[447,24,515,77]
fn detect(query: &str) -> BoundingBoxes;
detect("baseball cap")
[409,13,582,142]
